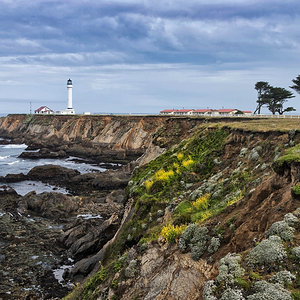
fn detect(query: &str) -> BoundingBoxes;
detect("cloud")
[0,0,300,114]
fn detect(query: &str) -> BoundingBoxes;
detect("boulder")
[28,164,80,183]
[22,191,79,219]
[19,149,67,159]
[92,171,130,189]
[3,173,27,182]
[65,214,120,259]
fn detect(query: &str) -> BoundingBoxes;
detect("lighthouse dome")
[67,79,72,85]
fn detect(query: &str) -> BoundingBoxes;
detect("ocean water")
[0,139,107,194]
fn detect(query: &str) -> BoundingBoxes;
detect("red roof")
[242,110,252,113]
[160,109,177,113]
[193,109,212,113]
[176,109,193,113]
[218,109,236,113]
[35,106,54,113]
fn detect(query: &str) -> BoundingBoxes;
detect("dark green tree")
[290,75,300,94]
[254,81,270,114]
[265,87,295,115]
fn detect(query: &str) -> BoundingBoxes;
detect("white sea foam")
[8,160,19,165]
[76,214,102,220]
[3,144,27,149]
[53,264,74,287]
[0,155,9,160]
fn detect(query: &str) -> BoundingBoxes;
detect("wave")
[3,144,27,149]
[0,155,9,160]
[8,160,19,165]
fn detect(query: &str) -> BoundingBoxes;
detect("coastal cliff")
[0,114,299,300]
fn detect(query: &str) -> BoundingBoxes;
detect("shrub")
[178,223,198,252]
[246,235,287,268]
[160,224,186,243]
[192,194,210,211]
[272,270,296,286]
[82,265,107,299]
[190,243,206,261]
[292,184,300,196]
[144,180,154,192]
[291,246,300,262]
[266,221,295,241]
[220,288,245,300]
[177,152,184,161]
[202,280,217,300]
[191,210,212,223]
[207,237,221,254]
[112,256,127,273]
[284,213,299,227]
[182,158,194,168]
[216,253,245,285]
[247,280,292,300]
[154,169,174,181]
[178,224,209,260]
[111,279,118,290]
[124,259,137,278]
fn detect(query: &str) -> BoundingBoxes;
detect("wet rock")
[106,189,126,204]
[0,185,18,195]
[2,173,27,183]
[19,148,67,159]
[28,164,80,183]
[92,171,130,189]
[62,214,120,259]
[22,192,79,219]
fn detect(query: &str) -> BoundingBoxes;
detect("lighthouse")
[57,79,75,114]
[58,79,75,114]
[67,78,73,109]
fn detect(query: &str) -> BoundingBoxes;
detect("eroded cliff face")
[65,126,300,300]
[0,114,206,166]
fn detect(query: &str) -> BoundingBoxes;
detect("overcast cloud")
[0,0,300,114]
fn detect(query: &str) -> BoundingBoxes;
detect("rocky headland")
[0,114,299,299]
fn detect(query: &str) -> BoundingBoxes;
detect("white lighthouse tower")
[59,78,75,114]
[67,78,73,109]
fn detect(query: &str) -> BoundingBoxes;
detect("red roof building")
[175,109,194,115]
[217,109,237,114]
[34,106,54,114]
[160,109,177,114]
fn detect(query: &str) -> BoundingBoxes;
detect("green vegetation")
[160,224,186,243]
[130,128,228,198]
[254,81,295,115]
[292,184,300,196]
[290,75,300,94]
[24,114,34,125]
[203,211,300,299]
[81,265,107,300]
[274,144,300,173]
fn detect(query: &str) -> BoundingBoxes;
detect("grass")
[205,119,300,132]
[273,144,300,173]
[292,184,300,196]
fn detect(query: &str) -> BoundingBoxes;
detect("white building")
[174,109,194,115]
[35,106,54,114]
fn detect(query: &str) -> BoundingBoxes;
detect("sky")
[0,0,300,114]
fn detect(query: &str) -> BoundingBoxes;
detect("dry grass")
[202,118,300,132]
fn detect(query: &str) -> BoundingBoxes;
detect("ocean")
[0,138,106,195]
